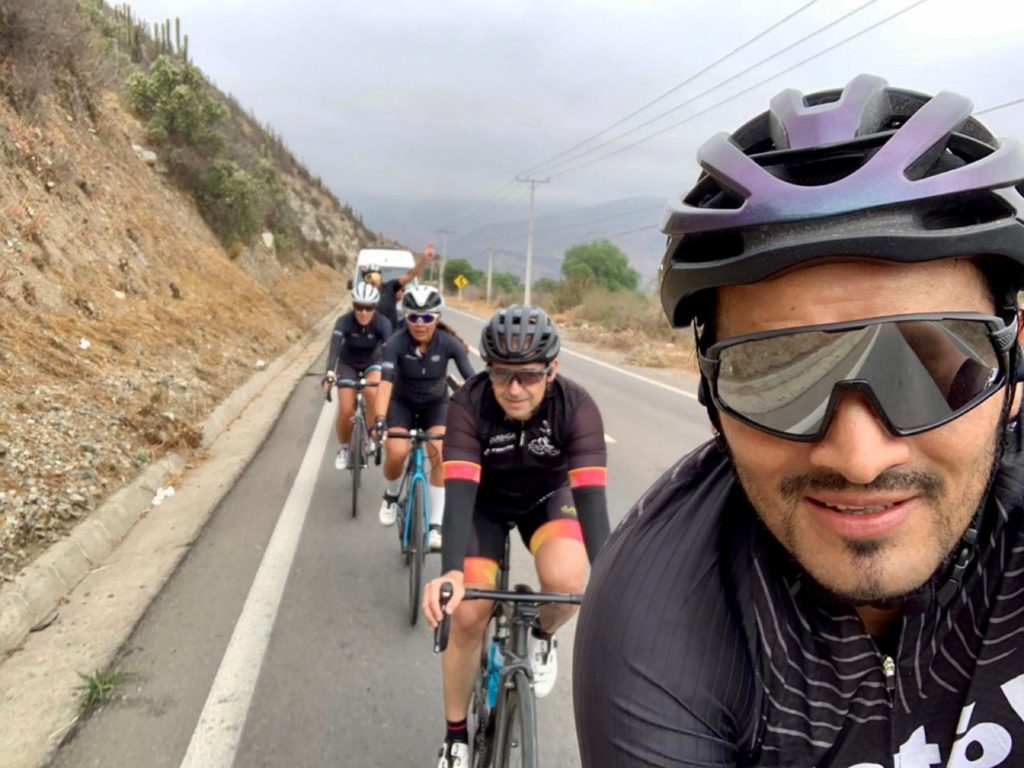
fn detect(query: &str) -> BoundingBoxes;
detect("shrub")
[0,0,115,116]
[573,288,672,339]
[126,55,226,151]
[197,160,266,245]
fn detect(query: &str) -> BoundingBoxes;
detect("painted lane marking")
[179,401,335,768]
[447,306,698,401]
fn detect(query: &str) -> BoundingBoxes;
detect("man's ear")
[548,359,559,380]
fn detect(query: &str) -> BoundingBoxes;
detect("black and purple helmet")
[660,74,1024,327]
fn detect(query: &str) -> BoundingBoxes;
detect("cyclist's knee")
[452,599,492,637]
[536,544,587,594]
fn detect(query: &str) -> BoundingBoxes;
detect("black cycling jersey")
[381,326,474,407]
[326,312,393,374]
[574,423,1024,767]
[377,279,402,328]
[441,373,611,573]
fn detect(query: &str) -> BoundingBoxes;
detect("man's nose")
[807,392,911,484]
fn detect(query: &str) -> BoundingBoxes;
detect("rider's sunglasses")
[488,367,551,388]
[697,312,1016,442]
[406,312,440,325]
[353,304,375,312]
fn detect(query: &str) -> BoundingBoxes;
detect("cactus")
[183,33,189,62]
[175,17,181,54]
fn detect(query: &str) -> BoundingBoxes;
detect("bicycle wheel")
[407,478,425,626]
[470,614,500,768]
[349,418,363,519]
[495,670,537,768]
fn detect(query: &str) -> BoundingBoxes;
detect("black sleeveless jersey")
[574,425,1024,767]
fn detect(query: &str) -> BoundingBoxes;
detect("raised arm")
[398,244,436,287]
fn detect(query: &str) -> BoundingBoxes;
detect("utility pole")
[486,248,493,304]
[436,229,454,296]
[516,176,549,306]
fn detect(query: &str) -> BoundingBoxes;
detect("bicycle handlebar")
[432,582,582,653]
[386,430,445,441]
[337,379,380,390]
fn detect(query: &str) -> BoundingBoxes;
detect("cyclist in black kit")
[574,75,1024,767]
[322,282,392,470]
[364,244,435,328]
[422,306,610,768]
[376,285,475,549]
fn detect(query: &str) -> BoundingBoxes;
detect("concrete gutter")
[0,304,341,768]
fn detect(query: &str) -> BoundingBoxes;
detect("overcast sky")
[123,0,1024,252]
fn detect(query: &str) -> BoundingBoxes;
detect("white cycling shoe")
[334,448,348,471]
[428,525,443,552]
[437,741,469,768]
[528,633,558,698]
[379,494,398,526]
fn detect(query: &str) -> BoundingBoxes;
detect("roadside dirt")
[0,93,355,582]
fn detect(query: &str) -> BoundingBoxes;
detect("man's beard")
[731,446,995,604]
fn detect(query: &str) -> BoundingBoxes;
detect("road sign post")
[454,273,469,301]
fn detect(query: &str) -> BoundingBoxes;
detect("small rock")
[45,181,55,192]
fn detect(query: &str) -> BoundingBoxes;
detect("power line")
[977,96,1024,116]
[516,0,822,178]
[537,0,883,177]
[550,0,931,179]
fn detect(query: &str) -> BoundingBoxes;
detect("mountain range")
[447,195,669,285]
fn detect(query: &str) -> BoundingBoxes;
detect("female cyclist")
[322,282,392,469]
[375,285,475,550]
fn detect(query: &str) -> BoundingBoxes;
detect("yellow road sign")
[454,274,469,289]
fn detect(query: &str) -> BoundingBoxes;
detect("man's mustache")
[779,469,945,502]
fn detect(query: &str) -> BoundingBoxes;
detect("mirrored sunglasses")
[406,312,440,325]
[488,367,551,388]
[353,304,376,312]
[698,312,1015,442]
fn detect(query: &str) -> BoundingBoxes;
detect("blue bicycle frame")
[399,430,430,554]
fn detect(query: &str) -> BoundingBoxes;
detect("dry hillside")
[0,7,385,581]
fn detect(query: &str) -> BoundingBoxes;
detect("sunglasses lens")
[354,305,374,312]
[407,312,439,324]
[489,369,548,387]
[710,318,1003,438]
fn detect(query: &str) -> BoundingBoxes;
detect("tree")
[443,258,484,292]
[492,272,522,295]
[561,240,639,292]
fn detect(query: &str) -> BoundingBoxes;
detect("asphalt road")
[49,307,710,768]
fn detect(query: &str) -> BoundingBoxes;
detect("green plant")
[76,668,134,711]
[443,258,484,292]
[197,159,265,245]
[561,240,639,293]
[126,55,226,151]
[134,451,149,465]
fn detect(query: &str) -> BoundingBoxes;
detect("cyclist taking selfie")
[574,75,1024,766]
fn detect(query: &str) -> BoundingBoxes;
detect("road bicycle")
[390,428,444,625]
[327,375,380,518]
[434,532,582,767]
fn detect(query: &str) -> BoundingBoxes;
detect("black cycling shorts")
[336,361,383,383]
[463,486,584,587]
[387,397,448,431]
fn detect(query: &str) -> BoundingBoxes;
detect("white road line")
[179,401,335,768]
[604,434,617,444]
[448,306,698,400]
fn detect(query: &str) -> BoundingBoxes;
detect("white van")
[352,248,416,287]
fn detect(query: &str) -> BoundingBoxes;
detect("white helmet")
[352,282,380,305]
[402,284,444,313]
